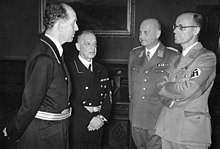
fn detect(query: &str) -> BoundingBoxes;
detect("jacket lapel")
[74,57,92,74]
[177,43,203,70]
[134,47,146,67]
[144,43,164,69]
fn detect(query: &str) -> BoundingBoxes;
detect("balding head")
[141,18,161,31]
[139,18,161,49]
[177,12,203,30]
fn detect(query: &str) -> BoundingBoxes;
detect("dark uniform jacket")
[155,42,216,147]
[67,57,112,149]
[7,35,71,149]
[128,42,178,130]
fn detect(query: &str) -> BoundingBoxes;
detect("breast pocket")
[153,67,167,84]
[130,65,142,83]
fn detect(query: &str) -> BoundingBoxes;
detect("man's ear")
[57,21,65,32]
[75,43,80,51]
[156,30,161,39]
[193,27,200,36]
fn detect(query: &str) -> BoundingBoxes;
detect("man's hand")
[157,75,169,90]
[3,127,8,137]
[87,117,104,131]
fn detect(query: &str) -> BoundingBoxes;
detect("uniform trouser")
[69,109,106,149]
[132,126,161,149]
[162,139,208,149]
[16,118,69,149]
[70,120,104,149]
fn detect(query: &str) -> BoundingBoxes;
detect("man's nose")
[74,24,79,31]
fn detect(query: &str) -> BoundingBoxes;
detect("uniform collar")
[145,42,160,59]
[182,42,199,56]
[45,34,63,56]
[78,55,93,70]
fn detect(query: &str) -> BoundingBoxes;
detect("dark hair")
[193,13,203,29]
[43,3,69,30]
[76,30,96,42]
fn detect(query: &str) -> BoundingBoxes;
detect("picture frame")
[39,0,135,37]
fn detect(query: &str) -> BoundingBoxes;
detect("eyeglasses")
[173,24,199,31]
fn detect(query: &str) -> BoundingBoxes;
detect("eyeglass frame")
[173,24,199,31]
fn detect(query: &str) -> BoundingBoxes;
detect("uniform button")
[143,87,146,91]
[145,70,148,74]
[101,93,103,96]
[101,85,103,88]
[144,79,147,82]
[100,101,102,104]
[89,103,92,106]
[83,101,86,104]
[142,96,145,99]
[65,77,67,80]
[85,86,89,90]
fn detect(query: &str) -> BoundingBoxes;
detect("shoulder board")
[167,47,179,52]
[132,46,142,51]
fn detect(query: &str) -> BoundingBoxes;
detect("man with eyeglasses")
[155,12,216,149]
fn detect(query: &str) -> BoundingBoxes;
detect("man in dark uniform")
[67,30,112,149]
[3,3,79,149]
[128,18,178,149]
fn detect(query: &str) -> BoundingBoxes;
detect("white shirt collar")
[45,34,63,56]
[78,55,93,70]
[182,42,199,56]
[145,42,160,59]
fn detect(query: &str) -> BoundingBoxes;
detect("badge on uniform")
[157,49,164,58]
[139,51,144,58]
[191,68,201,79]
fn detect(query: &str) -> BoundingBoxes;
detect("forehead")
[140,20,155,31]
[176,14,194,25]
[66,8,77,21]
[80,33,96,42]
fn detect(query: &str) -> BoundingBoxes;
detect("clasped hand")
[87,116,104,131]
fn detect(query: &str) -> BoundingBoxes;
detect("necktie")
[88,64,92,72]
[146,51,151,61]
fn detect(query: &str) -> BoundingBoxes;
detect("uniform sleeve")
[128,50,134,100]
[159,52,216,100]
[99,68,112,121]
[128,50,134,121]
[8,55,54,142]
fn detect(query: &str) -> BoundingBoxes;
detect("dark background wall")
[0,0,219,61]
[0,1,220,149]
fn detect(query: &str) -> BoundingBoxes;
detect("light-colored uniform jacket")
[128,42,178,130]
[155,42,216,147]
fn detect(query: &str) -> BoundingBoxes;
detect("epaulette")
[131,46,142,51]
[167,47,179,52]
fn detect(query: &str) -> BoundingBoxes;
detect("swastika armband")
[191,68,201,79]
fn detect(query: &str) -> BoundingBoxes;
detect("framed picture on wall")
[39,0,135,37]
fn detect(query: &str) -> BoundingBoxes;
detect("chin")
[174,38,181,44]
